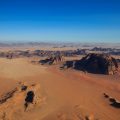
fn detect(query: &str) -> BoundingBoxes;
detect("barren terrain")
[0,51,120,120]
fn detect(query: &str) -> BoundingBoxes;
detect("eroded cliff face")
[62,53,119,75]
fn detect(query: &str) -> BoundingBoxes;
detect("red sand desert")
[0,54,120,120]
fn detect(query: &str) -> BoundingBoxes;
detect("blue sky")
[0,0,120,43]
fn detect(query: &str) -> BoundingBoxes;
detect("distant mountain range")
[0,42,120,48]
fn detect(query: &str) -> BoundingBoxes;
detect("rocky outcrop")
[0,88,17,104]
[0,83,46,119]
[40,54,64,65]
[103,93,120,109]
[62,53,119,75]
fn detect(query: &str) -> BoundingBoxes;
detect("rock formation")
[0,88,17,104]
[103,93,120,109]
[40,54,64,65]
[62,53,118,75]
[0,83,46,119]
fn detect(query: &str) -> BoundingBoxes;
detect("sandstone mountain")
[62,53,118,75]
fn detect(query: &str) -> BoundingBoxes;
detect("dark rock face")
[40,54,64,65]
[61,61,74,69]
[24,91,35,111]
[21,85,28,91]
[25,91,35,103]
[62,53,118,75]
[103,93,120,109]
[75,53,118,74]
[111,101,120,108]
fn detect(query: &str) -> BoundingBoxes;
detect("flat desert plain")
[0,56,120,120]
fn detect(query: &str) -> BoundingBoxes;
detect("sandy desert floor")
[0,57,120,120]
